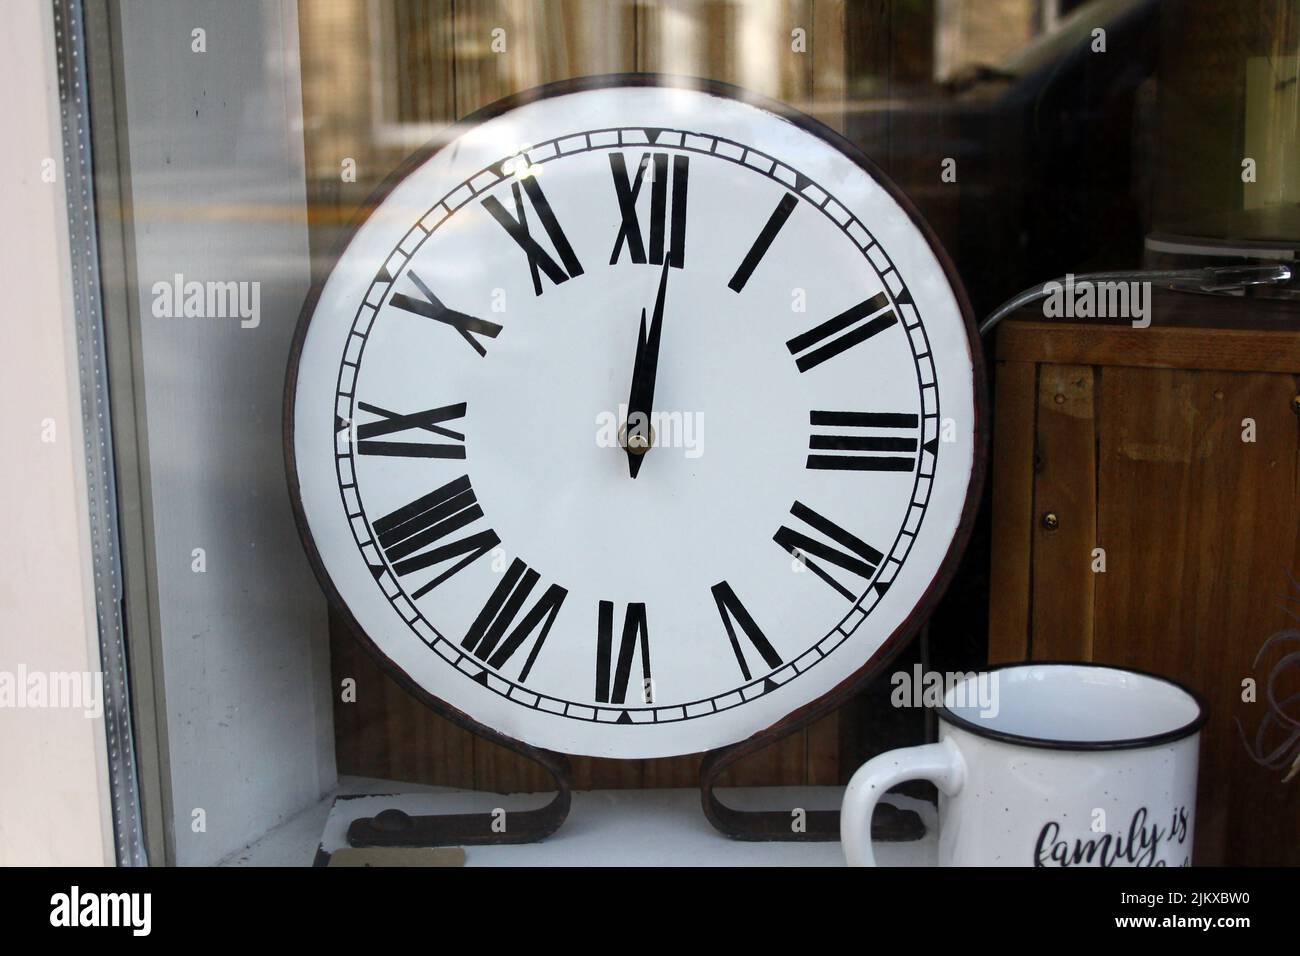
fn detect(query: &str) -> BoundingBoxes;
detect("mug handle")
[841,737,966,866]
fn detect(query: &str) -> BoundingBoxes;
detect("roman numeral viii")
[355,401,466,459]
[391,271,501,357]
[609,152,688,268]
[372,475,499,599]
[774,502,882,601]
[806,410,919,473]
[711,581,782,681]
[462,558,567,682]
[482,177,583,295]
[786,291,897,372]
[596,601,651,706]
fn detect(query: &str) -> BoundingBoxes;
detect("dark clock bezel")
[283,72,990,762]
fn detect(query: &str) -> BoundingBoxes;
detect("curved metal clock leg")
[346,750,573,848]
[700,740,925,843]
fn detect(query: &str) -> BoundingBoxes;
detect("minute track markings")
[332,125,941,723]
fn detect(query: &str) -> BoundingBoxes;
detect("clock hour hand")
[624,259,671,478]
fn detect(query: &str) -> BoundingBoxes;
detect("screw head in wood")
[1042,511,1060,531]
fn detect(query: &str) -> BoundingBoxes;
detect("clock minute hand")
[624,259,671,479]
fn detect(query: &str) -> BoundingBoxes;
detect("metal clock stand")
[344,724,922,850]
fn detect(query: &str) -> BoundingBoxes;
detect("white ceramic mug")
[841,662,1207,867]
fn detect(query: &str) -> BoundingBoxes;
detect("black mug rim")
[937,661,1209,752]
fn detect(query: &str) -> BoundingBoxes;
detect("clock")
[286,75,985,761]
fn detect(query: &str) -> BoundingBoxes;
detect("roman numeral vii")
[462,558,567,682]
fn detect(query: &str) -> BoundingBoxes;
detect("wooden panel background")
[299,0,879,794]
[988,306,1300,865]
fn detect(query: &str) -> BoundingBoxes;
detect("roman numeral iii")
[482,177,584,295]
[596,601,651,706]
[462,558,567,682]
[609,152,689,268]
[390,271,502,357]
[774,501,882,601]
[786,291,897,372]
[355,401,467,459]
[711,581,782,680]
[371,475,499,598]
[806,410,919,472]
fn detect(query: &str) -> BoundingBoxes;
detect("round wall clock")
[287,75,986,761]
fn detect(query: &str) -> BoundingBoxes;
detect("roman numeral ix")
[596,601,651,707]
[372,475,499,599]
[609,152,689,268]
[806,410,919,473]
[390,271,502,357]
[774,501,882,601]
[786,291,897,372]
[355,401,467,459]
[462,558,567,682]
[482,177,584,295]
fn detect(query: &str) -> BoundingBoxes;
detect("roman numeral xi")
[482,176,583,295]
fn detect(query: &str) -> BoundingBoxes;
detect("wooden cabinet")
[988,291,1300,865]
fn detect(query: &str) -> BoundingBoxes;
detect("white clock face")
[289,80,982,759]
